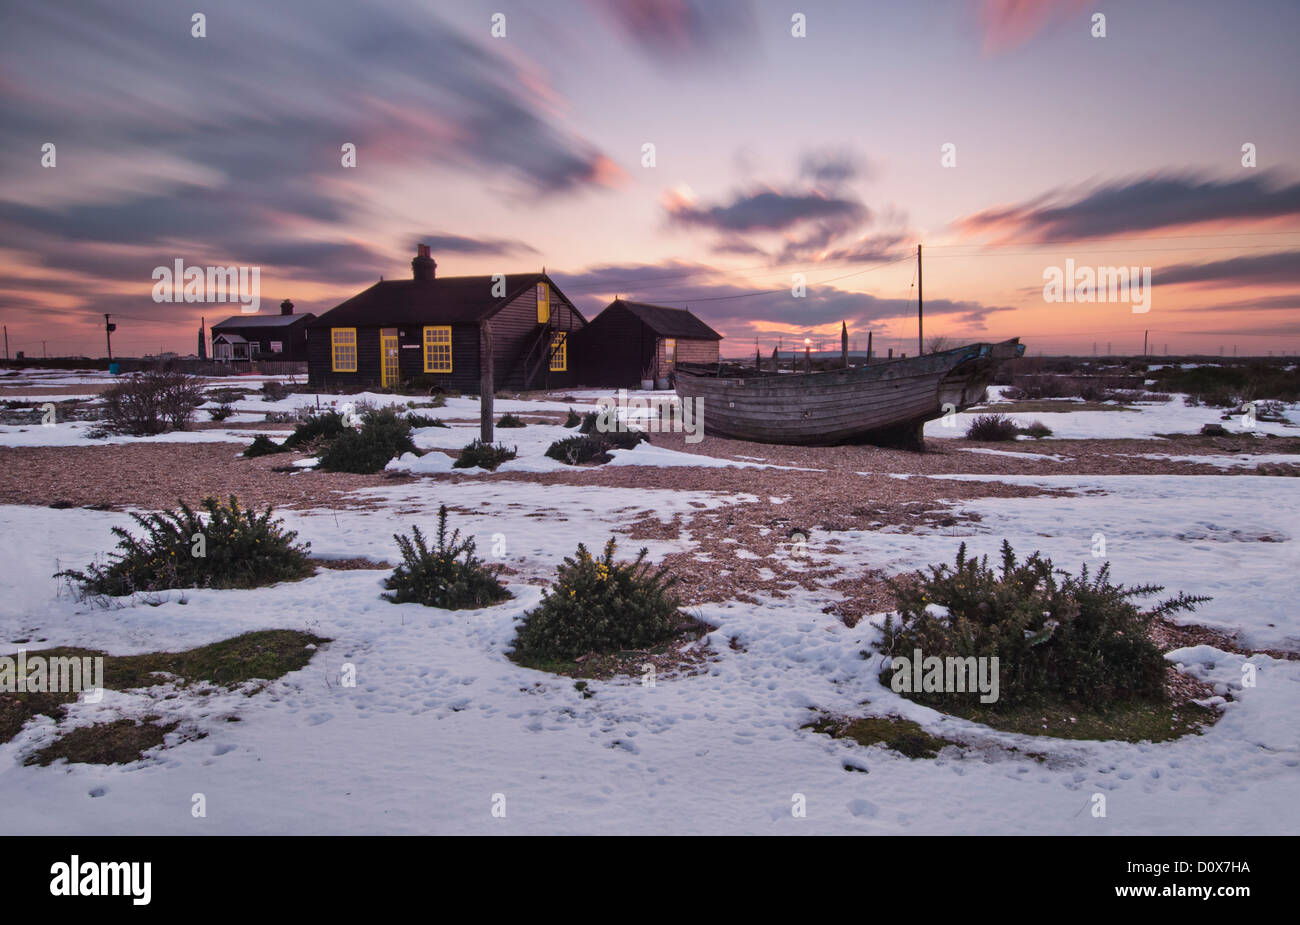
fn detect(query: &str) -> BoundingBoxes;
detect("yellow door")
[381,331,399,388]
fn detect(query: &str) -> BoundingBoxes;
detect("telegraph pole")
[3,325,7,360]
[916,244,924,356]
[104,313,115,361]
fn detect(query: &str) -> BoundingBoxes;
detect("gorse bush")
[876,541,1209,707]
[511,539,682,663]
[1018,420,1053,439]
[965,414,1020,441]
[102,371,205,435]
[57,496,314,596]
[382,505,511,610]
[406,413,447,428]
[497,413,526,428]
[318,407,419,474]
[453,440,517,471]
[564,407,581,428]
[243,434,286,457]
[544,428,648,465]
[281,410,347,450]
[208,402,234,421]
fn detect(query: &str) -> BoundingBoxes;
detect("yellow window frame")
[549,332,567,372]
[423,325,452,373]
[331,328,357,372]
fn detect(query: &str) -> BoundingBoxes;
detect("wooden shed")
[306,245,585,392]
[571,299,722,388]
[211,300,315,363]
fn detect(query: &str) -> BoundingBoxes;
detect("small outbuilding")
[571,299,722,388]
[211,300,315,362]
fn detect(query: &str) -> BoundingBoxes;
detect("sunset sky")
[1,0,1298,358]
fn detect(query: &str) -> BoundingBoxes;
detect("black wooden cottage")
[306,245,586,392]
[571,299,722,388]
[211,300,315,362]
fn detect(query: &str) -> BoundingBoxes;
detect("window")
[664,338,676,364]
[549,332,567,372]
[331,328,357,372]
[423,325,452,373]
[536,282,550,324]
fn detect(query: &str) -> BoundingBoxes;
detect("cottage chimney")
[280,299,294,316]
[412,244,437,281]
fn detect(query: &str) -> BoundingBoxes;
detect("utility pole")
[1143,330,1148,356]
[104,313,116,361]
[3,325,7,360]
[916,244,924,356]
[42,341,47,359]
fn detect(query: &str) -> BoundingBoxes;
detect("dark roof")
[211,313,315,330]
[307,274,565,328]
[612,300,722,340]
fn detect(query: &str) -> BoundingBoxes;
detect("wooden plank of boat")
[673,338,1023,447]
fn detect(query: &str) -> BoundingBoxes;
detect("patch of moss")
[805,714,960,759]
[1,630,327,745]
[25,719,179,766]
[933,697,1217,743]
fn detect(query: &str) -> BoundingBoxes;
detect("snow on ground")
[2,465,1298,834]
[927,393,1300,440]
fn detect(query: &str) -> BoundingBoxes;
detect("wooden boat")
[673,338,1024,448]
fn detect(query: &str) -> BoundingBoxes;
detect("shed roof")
[307,274,566,328]
[211,313,315,330]
[612,300,722,340]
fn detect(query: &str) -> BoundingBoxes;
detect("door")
[380,330,399,388]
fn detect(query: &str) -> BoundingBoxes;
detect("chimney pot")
[280,299,293,315]
[412,244,437,281]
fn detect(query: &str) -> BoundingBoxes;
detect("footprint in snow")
[305,712,333,726]
[848,798,878,818]
[88,787,107,798]
[212,743,237,756]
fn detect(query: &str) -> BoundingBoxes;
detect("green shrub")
[544,429,647,465]
[318,407,420,474]
[965,414,1020,441]
[281,410,347,450]
[876,541,1209,707]
[511,539,683,663]
[382,506,511,610]
[261,381,291,401]
[578,411,599,434]
[406,413,447,428]
[208,402,234,421]
[1017,420,1053,439]
[56,496,314,596]
[564,407,581,427]
[243,434,287,457]
[453,439,517,471]
[497,413,526,428]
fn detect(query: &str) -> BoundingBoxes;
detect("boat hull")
[673,338,1023,447]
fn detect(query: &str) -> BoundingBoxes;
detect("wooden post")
[104,313,114,361]
[841,322,848,367]
[866,331,873,365]
[480,320,494,443]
